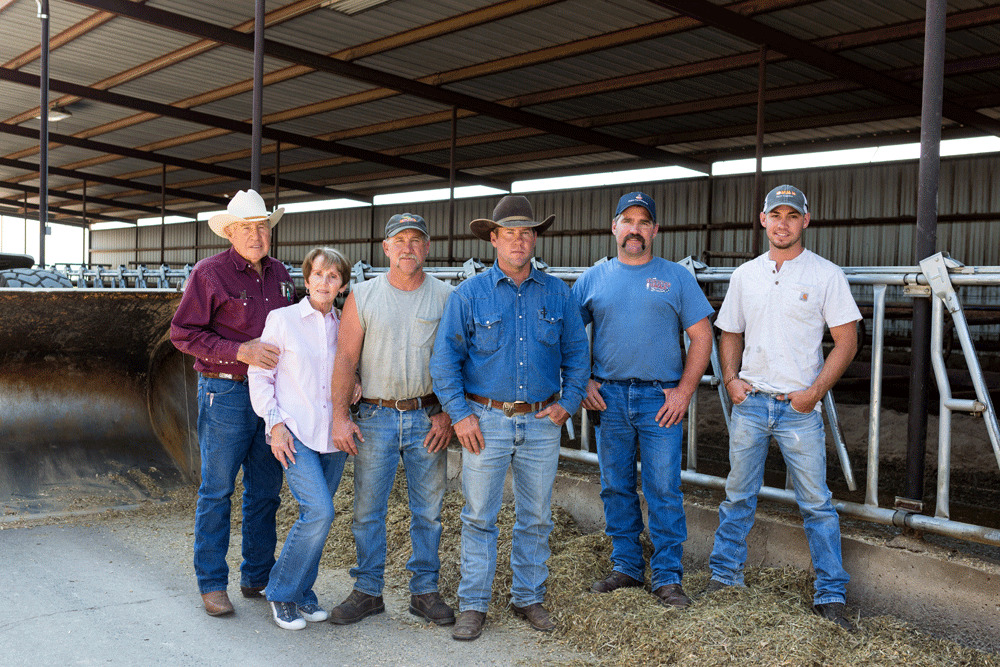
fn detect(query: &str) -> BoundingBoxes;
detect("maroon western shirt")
[170,247,296,375]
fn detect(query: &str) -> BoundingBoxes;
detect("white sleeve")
[822,268,862,328]
[715,266,746,334]
[248,310,285,433]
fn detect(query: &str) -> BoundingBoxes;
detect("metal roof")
[1,0,999,226]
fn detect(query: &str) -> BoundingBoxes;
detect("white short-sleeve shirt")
[715,248,861,396]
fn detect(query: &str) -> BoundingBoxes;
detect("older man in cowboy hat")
[171,189,296,617]
[430,195,589,641]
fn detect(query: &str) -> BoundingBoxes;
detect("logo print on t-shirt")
[646,277,671,293]
[799,292,809,302]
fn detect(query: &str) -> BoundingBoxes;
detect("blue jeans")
[265,438,347,605]
[351,404,447,596]
[194,376,283,594]
[458,400,562,612]
[709,392,849,605]
[596,379,685,589]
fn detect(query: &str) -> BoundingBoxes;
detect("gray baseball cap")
[384,213,429,238]
[762,185,808,215]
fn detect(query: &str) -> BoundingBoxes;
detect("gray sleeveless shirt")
[353,273,454,400]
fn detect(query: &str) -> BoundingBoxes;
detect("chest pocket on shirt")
[473,314,503,353]
[535,307,562,347]
[783,282,820,322]
[414,316,441,348]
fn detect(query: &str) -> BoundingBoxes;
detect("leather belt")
[361,394,439,411]
[201,371,247,382]
[465,392,559,418]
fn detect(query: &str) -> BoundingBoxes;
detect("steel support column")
[36,0,50,267]
[904,0,947,507]
[752,43,767,257]
[251,0,265,193]
[448,106,457,264]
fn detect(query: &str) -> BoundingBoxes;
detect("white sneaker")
[297,602,329,622]
[270,601,306,630]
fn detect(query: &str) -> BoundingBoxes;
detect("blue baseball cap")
[615,192,656,223]
[763,185,808,215]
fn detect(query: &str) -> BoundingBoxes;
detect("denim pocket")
[535,309,562,346]
[473,314,503,353]
[355,402,378,422]
[789,402,813,415]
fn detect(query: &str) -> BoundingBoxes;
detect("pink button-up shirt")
[249,298,340,453]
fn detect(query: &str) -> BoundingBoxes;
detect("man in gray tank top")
[330,213,456,626]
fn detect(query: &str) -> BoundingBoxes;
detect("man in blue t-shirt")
[573,192,714,608]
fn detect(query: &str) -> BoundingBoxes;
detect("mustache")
[620,234,646,248]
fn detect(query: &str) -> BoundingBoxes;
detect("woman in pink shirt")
[250,247,359,630]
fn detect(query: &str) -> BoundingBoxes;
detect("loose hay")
[257,456,1000,666]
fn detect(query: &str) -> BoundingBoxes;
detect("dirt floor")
[4,388,1000,666]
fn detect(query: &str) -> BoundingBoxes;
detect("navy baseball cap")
[615,192,656,223]
[384,213,428,238]
[762,185,808,215]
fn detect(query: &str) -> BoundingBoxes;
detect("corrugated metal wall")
[90,155,1000,270]
[90,155,1000,344]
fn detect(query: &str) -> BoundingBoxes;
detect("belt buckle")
[502,401,527,417]
[392,399,405,411]
[218,372,234,380]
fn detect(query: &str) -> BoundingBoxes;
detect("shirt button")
[775,280,779,284]
[520,337,523,341]
[520,362,524,365]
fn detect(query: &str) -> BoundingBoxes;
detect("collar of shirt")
[226,246,278,275]
[486,260,544,288]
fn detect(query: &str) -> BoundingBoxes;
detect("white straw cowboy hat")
[207,189,284,238]
[470,195,555,242]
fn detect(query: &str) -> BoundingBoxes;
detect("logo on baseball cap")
[762,185,808,215]
[615,192,656,223]
[384,213,429,238]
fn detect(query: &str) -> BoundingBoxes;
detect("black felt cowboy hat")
[470,195,555,242]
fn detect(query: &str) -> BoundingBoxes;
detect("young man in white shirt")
[708,185,861,632]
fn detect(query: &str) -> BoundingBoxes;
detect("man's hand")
[726,377,752,406]
[331,414,363,456]
[781,389,820,414]
[454,414,485,454]
[423,411,454,453]
[237,338,279,369]
[580,379,606,411]
[536,402,571,426]
[351,379,362,405]
[270,423,296,469]
[655,386,694,428]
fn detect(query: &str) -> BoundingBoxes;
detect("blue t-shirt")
[573,257,714,382]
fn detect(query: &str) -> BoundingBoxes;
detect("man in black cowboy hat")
[430,195,589,641]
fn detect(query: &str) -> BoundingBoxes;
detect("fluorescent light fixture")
[319,0,394,15]
[35,105,71,122]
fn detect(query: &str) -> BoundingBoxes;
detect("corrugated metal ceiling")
[1,0,998,227]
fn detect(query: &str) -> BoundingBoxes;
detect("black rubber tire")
[0,268,73,288]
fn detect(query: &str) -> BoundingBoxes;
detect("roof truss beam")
[64,0,710,172]
[0,123,370,203]
[0,67,507,192]
[650,0,1000,137]
[0,180,194,219]
[0,155,228,206]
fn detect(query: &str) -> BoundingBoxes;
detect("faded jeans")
[709,391,849,605]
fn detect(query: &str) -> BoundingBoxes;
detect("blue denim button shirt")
[430,261,590,424]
